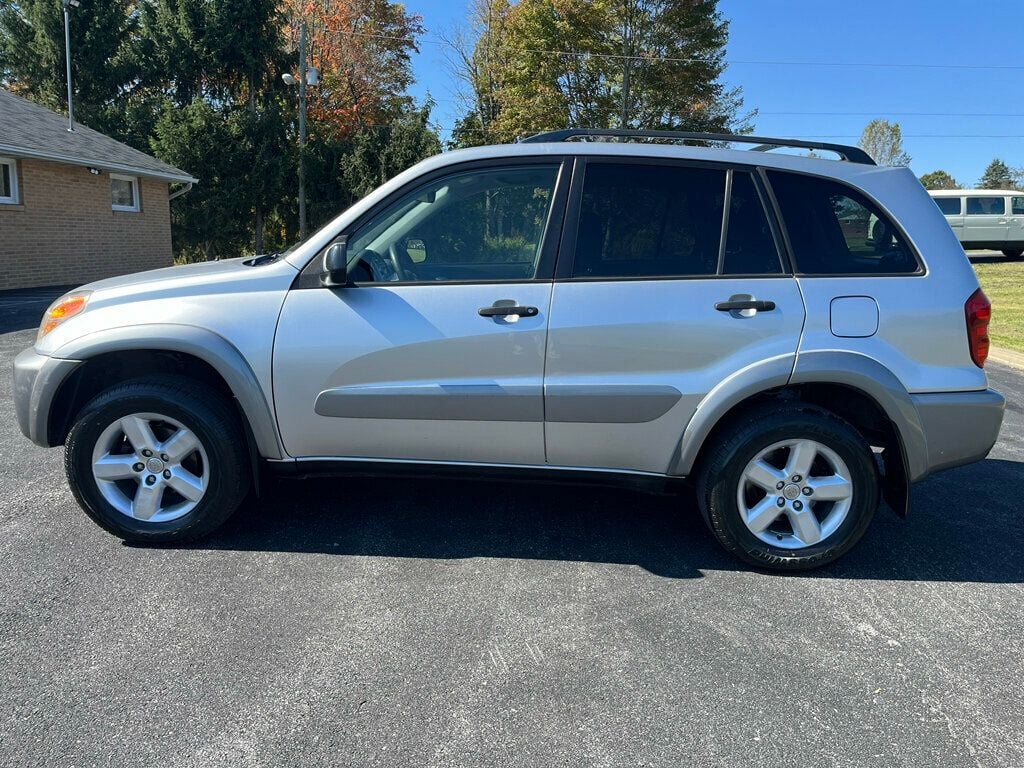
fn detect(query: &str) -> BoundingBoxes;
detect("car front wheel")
[65,377,250,543]
[1002,249,1023,259]
[697,405,879,571]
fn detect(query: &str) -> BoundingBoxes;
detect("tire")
[1002,249,1023,259]
[696,404,879,572]
[65,377,250,544]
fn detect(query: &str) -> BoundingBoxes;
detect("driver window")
[346,164,560,283]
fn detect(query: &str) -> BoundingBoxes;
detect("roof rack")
[520,129,876,165]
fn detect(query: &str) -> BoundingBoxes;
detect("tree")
[0,0,138,140]
[449,0,751,146]
[282,0,423,139]
[978,159,1018,190]
[441,0,511,148]
[919,170,960,190]
[341,103,442,199]
[858,120,911,167]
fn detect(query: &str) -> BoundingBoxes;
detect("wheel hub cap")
[782,483,801,500]
[146,456,165,474]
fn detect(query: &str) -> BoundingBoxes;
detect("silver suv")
[13,130,1005,571]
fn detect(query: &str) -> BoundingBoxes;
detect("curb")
[989,346,1024,371]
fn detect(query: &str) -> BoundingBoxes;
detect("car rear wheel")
[65,377,250,543]
[1002,249,1023,259]
[696,405,879,571]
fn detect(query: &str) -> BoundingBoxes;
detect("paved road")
[1,292,1022,767]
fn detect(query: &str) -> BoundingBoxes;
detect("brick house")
[0,88,196,291]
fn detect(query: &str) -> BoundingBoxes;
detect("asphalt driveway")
[1,290,1022,767]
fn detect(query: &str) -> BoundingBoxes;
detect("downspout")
[168,182,193,201]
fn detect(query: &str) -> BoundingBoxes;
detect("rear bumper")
[911,388,1004,477]
[13,347,81,447]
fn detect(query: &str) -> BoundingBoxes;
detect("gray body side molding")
[788,350,929,481]
[53,324,284,460]
[669,355,794,477]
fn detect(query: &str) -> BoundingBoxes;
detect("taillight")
[965,288,991,368]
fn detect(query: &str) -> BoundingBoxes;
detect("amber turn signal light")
[38,292,90,340]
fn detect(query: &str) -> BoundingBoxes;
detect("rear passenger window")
[1012,197,1024,215]
[572,163,725,278]
[935,197,962,215]
[967,197,1005,215]
[767,171,919,275]
[723,172,782,275]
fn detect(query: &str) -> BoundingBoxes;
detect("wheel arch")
[672,351,928,506]
[47,325,283,461]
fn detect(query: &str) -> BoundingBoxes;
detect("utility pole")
[62,0,80,132]
[298,21,308,241]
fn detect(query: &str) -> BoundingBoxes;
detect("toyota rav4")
[13,129,1005,571]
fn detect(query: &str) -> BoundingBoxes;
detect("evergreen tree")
[979,159,1017,190]
[0,0,138,140]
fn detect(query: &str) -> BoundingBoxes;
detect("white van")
[929,189,1024,258]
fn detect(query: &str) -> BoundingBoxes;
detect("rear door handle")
[715,299,776,312]
[479,304,539,318]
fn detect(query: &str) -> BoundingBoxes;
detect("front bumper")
[911,388,1005,477]
[13,347,81,447]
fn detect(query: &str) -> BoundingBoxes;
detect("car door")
[964,195,1009,247]
[543,159,806,474]
[273,159,570,465]
[1010,194,1024,246]
[934,195,965,241]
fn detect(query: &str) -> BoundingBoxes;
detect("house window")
[0,157,19,204]
[111,174,140,212]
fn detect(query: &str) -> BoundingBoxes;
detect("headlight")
[38,291,91,341]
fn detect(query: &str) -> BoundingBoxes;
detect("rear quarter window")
[1012,197,1024,215]
[767,171,920,275]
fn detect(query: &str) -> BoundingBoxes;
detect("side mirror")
[321,238,348,287]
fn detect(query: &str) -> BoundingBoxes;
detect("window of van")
[1012,197,1024,216]
[935,197,961,215]
[966,197,1005,215]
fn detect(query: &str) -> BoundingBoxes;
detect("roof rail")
[520,129,876,165]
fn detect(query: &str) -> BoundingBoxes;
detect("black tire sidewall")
[702,410,879,571]
[65,381,247,543]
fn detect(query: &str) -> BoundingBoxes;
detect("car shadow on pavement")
[177,457,1024,583]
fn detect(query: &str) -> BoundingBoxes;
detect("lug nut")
[163,470,171,479]
[776,481,785,490]
[145,475,156,485]
[803,487,813,496]
[793,500,803,511]
[142,449,153,458]
[792,475,802,483]
[133,462,144,472]
[160,454,169,462]
[776,497,786,507]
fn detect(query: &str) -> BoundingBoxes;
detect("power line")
[323,26,1024,71]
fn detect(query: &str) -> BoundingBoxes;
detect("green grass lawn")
[974,259,1024,353]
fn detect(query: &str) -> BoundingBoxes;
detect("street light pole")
[298,21,308,241]
[62,0,79,132]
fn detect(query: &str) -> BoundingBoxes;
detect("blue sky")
[407,0,1024,185]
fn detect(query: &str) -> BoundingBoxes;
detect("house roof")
[0,88,197,184]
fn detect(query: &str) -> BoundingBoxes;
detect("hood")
[81,257,260,293]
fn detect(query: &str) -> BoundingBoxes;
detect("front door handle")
[479,304,539,318]
[715,299,776,312]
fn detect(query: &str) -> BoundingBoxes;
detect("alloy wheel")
[90,412,209,522]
